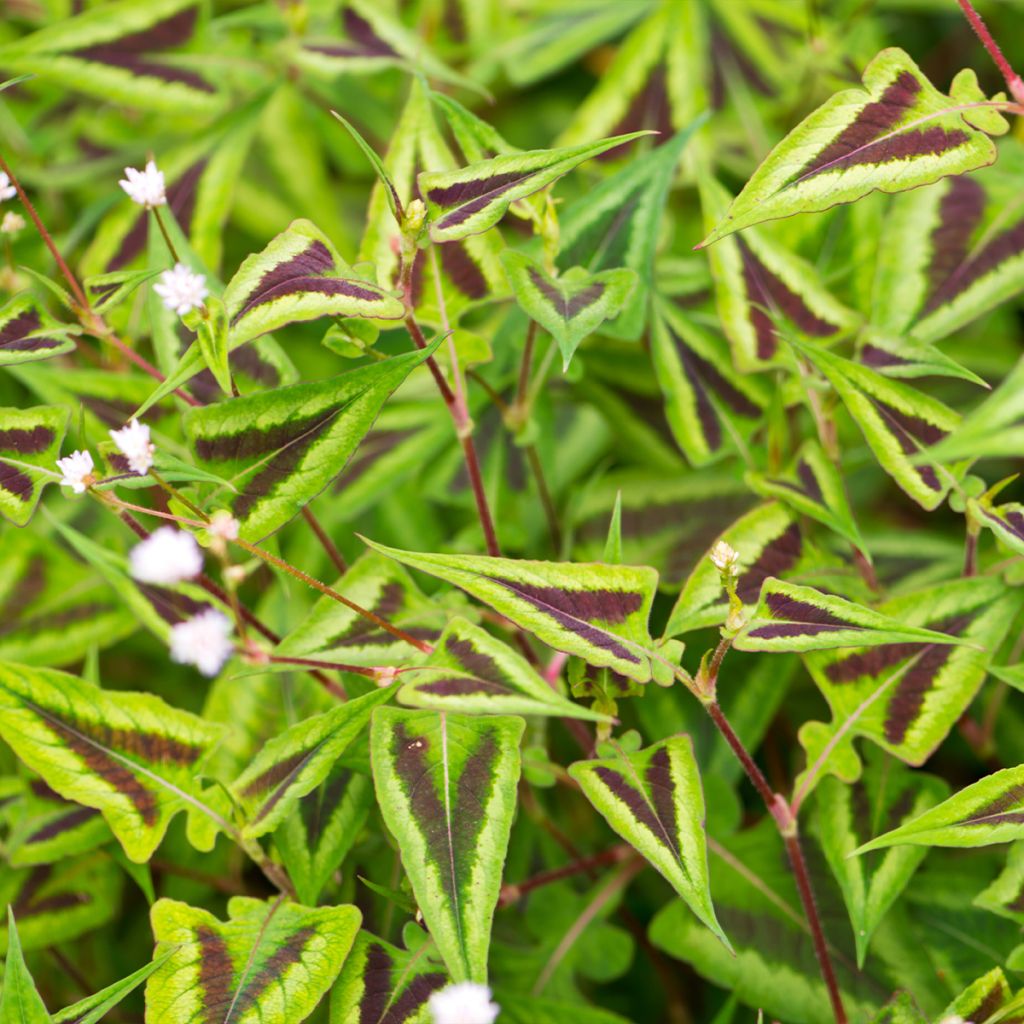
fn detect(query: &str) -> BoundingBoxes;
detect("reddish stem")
[956,0,1024,105]
[499,844,632,907]
[302,506,348,576]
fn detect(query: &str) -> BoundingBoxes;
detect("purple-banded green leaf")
[972,498,1024,558]
[801,576,1021,769]
[856,331,988,389]
[811,754,948,967]
[418,131,652,243]
[748,442,868,555]
[936,970,1023,1024]
[147,896,361,1024]
[699,49,1007,246]
[185,343,437,541]
[0,662,223,863]
[975,842,1024,925]
[733,578,964,654]
[84,269,160,315]
[0,404,68,527]
[371,707,523,982]
[801,343,960,510]
[276,765,374,907]
[4,779,108,867]
[330,930,448,1024]
[399,616,609,721]
[651,301,767,466]
[699,178,860,369]
[0,0,220,113]
[51,953,171,1024]
[569,736,727,948]
[1,909,51,1024]
[501,251,636,369]
[224,220,404,348]
[0,295,77,367]
[855,763,1024,854]
[363,540,661,683]
[231,685,395,840]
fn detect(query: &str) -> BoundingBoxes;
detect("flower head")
[428,983,500,1024]
[129,527,203,585]
[153,262,208,316]
[110,418,155,475]
[169,609,233,677]
[56,450,95,493]
[709,540,739,575]
[208,509,240,543]
[1,211,25,235]
[118,160,166,209]
[0,172,16,203]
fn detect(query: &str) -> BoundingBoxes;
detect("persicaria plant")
[4,1,1024,1022]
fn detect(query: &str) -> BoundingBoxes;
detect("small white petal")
[428,983,500,1024]
[709,540,739,573]
[1,211,24,234]
[129,527,203,585]
[118,160,166,209]
[0,172,16,203]
[109,417,155,475]
[169,609,234,677]
[55,449,95,493]
[153,262,208,316]
[208,510,240,542]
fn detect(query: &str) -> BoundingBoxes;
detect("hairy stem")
[956,0,1024,105]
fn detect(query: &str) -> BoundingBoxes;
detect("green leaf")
[419,131,653,243]
[732,578,966,654]
[1,909,52,1024]
[184,343,438,541]
[4,779,109,867]
[188,295,231,396]
[429,90,516,165]
[223,219,404,348]
[84,269,160,316]
[51,953,172,1024]
[935,969,1024,1024]
[231,685,395,840]
[811,754,948,966]
[0,662,223,862]
[363,539,661,683]
[371,706,524,982]
[568,736,728,948]
[146,896,361,1024]
[398,616,610,721]
[855,330,988,389]
[0,404,68,527]
[972,498,1024,557]
[0,294,78,367]
[699,49,1006,246]
[330,110,403,224]
[501,251,636,370]
[974,841,1024,925]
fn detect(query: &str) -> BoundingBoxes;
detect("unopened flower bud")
[709,540,739,574]
[403,198,426,234]
[1,211,25,235]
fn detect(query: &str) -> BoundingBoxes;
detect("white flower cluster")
[130,527,203,585]
[110,418,155,475]
[169,608,233,677]
[428,983,500,1024]
[118,160,166,209]
[56,450,95,493]
[0,172,16,203]
[154,262,208,316]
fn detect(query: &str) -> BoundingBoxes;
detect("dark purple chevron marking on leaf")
[593,757,683,863]
[445,635,502,682]
[439,242,489,299]
[0,309,64,353]
[426,171,524,210]
[746,592,854,639]
[306,9,398,61]
[485,576,645,664]
[959,784,1024,827]
[0,425,54,455]
[299,765,351,848]
[922,176,986,309]
[981,506,1024,544]
[241,747,319,824]
[324,582,405,649]
[230,926,317,1018]
[860,345,911,370]
[333,428,417,495]
[190,344,282,403]
[138,584,208,625]
[528,268,605,320]
[602,67,672,158]
[26,805,100,845]
[735,523,803,603]
[359,942,446,1024]
[867,397,947,492]
[709,23,773,109]
[0,603,114,640]
[796,458,825,504]
[645,747,680,851]
[13,866,90,920]
[196,925,234,1021]
[417,677,512,697]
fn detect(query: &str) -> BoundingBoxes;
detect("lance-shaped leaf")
[0,0,220,113]
[801,576,1020,767]
[855,764,1024,854]
[699,178,860,368]
[0,404,68,527]
[52,953,171,1024]
[371,707,524,982]
[975,842,1024,925]
[733,578,966,653]
[231,685,395,839]
[936,970,1022,1024]
[330,930,448,1024]
[147,896,361,1024]
[399,616,609,721]
[0,662,223,862]
[802,343,960,510]
[5,779,109,867]
[363,540,661,683]
[651,301,767,466]
[1,910,51,1024]
[972,499,1024,558]
[811,755,948,966]
[501,251,636,369]
[699,50,1007,246]
[569,736,727,948]
[185,344,437,541]
[0,295,77,367]
[418,131,651,243]
[856,330,988,388]
[224,220,404,347]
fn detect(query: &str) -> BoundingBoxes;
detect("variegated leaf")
[569,736,727,948]
[1,909,51,1024]
[733,578,964,653]
[972,499,1024,558]
[4,779,109,867]
[419,131,651,243]
[501,251,636,369]
[856,330,987,388]
[231,685,395,839]
[371,707,523,982]
[363,540,661,683]
[0,404,68,527]
[147,896,361,1024]
[52,954,170,1024]
[0,662,223,862]
[224,220,404,347]
[185,344,437,541]
[700,49,1007,245]
[0,295,77,366]
[399,616,609,721]
[935,969,1023,1024]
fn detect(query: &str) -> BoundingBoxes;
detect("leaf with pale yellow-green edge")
[146,896,361,1024]
[1,909,51,1024]
[52,953,171,1024]
[0,661,223,863]
[371,706,523,982]
[0,403,68,527]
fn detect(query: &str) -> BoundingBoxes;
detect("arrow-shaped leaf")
[371,706,523,982]
[0,404,68,527]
